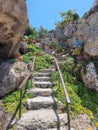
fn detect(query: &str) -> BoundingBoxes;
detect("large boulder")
[0,0,28,59]
[83,25,98,56]
[63,24,76,38]
[0,61,29,97]
[81,62,98,92]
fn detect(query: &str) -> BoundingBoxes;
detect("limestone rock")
[63,24,75,38]
[82,25,98,56]
[87,12,98,26]
[19,41,29,54]
[46,5,98,58]
[0,61,29,97]
[37,72,51,76]
[0,0,28,58]
[48,128,74,130]
[16,109,67,130]
[33,81,54,88]
[33,76,51,81]
[54,28,65,42]
[0,101,13,130]
[26,96,57,110]
[74,22,89,38]
[41,68,56,73]
[81,62,98,92]
[71,114,96,130]
[83,4,98,19]
[27,88,53,96]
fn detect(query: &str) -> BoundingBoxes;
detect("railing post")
[30,74,33,88]
[66,102,70,130]
[19,89,22,118]
[58,73,60,88]
[53,57,71,130]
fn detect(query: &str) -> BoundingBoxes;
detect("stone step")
[41,68,56,73]
[37,72,51,77]
[16,109,67,130]
[48,127,74,130]
[57,57,66,60]
[33,81,55,88]
[57,61,65,65]
[56,54,68,59]
[26,96,57,110]
[27,88,53,96]
[33,76,51,81]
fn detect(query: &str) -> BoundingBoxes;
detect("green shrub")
[52,56,98,122]
[50,41,57,49]
[1,44,53,114]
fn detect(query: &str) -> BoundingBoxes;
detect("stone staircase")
[16,67,72,130]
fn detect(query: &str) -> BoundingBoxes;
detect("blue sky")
[26,0,94,30]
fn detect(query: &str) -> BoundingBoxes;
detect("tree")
[24,26,39,43]
[38,26,48,38]
[55,10,79,28]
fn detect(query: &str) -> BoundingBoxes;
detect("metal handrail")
[18,56,36,118]
[53,57,71,130]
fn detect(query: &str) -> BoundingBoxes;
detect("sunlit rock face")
[0,0,28,59]
[49,5,98,58]
[0,61,29,98]
[81,63,98,92]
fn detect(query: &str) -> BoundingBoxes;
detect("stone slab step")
[57,61,65,65]
[37,72,51,76]
[16,109,67,130]
[41,68,56,73]
[26,96,57,110]
[27,88,53,96]
[33,81,55,88]
[48,127,74,130]
[33,76,51,81]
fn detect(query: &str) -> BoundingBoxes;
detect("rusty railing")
[18,56,36,118]
[53,57,71,130]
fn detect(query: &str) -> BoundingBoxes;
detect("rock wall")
[50,4,98,58]
[46,4,98,92]
[82,62,98,92]
[0,0,28,59]
[0,61,29,98]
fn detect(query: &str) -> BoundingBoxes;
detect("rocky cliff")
[0,0,28,59]
[45,4,98,92]
[0,0,29,97]
[53,4,98,58]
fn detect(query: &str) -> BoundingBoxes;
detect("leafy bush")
[52,56,98,122]
[55,10,79,28]
[50,41,57,49]
[35,54,52,71]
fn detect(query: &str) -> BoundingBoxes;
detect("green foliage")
[62,56,83,83]
[22,45,42,63]
[55,10,79,28]
[50,41,57,48]
[1,44,53,114]
[35,54,52,71]
[52,56,98,122]
[22,44,52,71]
[24,26,49,42]
[2,91,20,112]
[1,80,33,113]
[27,26,39,41]
[38,26,48,39]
